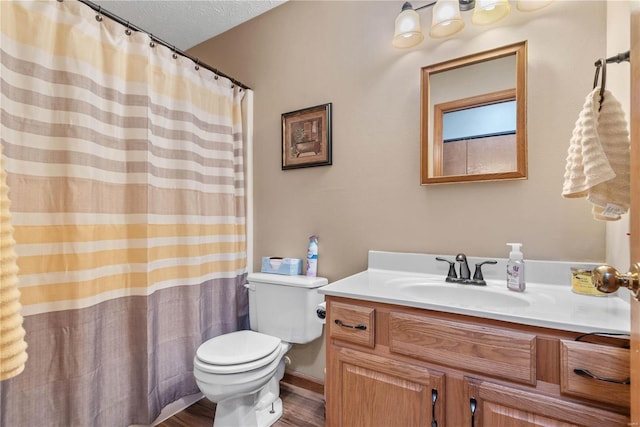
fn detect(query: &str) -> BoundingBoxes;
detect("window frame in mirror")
[433,88,517,176]
[420,41,528,185]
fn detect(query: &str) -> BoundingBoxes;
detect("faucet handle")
[436,257,457,281]
[473,260,498,281]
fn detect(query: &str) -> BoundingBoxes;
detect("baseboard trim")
[283,370,325,395]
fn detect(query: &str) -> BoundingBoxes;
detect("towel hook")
[593,58,607,110]
[592,60,602,90]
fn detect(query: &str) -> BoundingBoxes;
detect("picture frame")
[281,103,332,170]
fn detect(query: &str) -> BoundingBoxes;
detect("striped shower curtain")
[0,1,249,425]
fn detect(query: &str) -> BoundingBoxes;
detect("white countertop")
[318,251,631,334]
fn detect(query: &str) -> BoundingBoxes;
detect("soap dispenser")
[506,243,525,292]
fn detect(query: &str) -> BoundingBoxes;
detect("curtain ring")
[172,46,178,60]
[125,22,132,36]
[195,59,200,71]
[95,6,103,22]
[149,34,156,48]
[214,75,219,80]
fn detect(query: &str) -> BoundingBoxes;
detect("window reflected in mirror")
[436,90,517,176]
[420,41,527,185]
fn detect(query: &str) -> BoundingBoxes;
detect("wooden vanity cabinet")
[325,296,630,427]
[327,300,445,426]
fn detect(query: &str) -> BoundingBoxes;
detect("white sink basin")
[385,277,530,309]
[397,283,530,308]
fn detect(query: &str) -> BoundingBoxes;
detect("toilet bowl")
[193,273,327,427]
[194,330,292,427]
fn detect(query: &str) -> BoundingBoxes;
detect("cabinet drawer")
[389,312,536,384]
[560,339,630,408]
[328,301,375,348]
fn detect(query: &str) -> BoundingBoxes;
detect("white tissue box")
[260,257,303,275]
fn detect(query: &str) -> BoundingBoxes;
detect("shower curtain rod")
[70,0,251,90]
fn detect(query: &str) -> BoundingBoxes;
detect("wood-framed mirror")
[420,41,528,185]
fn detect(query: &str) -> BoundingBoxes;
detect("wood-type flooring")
[157,381,325,427]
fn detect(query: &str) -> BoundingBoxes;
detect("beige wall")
[189,1,610,380]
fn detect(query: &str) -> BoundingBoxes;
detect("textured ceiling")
[91,1,286,50]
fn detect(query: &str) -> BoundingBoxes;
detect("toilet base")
[213,395,282,427]
[256,397,282,427]
[212,362,285,427]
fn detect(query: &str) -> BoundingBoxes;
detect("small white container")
[506,243,525,292]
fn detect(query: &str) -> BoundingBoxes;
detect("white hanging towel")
[562,88,630,221]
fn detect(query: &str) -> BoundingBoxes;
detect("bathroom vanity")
[319,251,631,427]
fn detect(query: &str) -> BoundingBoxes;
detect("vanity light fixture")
[392,0,553,48]
[471,0,511,26]
[429,0,465,39]
[392,3,425,48]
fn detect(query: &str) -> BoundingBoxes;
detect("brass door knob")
[592,263,640,300]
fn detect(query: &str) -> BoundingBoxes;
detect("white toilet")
[193,272,327,427]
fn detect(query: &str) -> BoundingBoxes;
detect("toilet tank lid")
[247,272,328,289]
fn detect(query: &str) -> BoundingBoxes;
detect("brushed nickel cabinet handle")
[431,389,438,427]
[470,398,477,427]
[573,368,631,385]
[334,319,367,330]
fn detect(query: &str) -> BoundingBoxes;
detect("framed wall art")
[281,103,332,170]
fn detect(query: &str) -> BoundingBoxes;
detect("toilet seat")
[195,330,282,374]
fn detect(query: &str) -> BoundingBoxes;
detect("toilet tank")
[246,272,328,344]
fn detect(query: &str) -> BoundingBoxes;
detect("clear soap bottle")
[506,243,525,292]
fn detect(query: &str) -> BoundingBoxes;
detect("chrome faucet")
[436,254,497,286]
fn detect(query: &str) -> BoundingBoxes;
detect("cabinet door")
[467,378,629,427]
[475,401,578,427]
[332,347,444,427]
